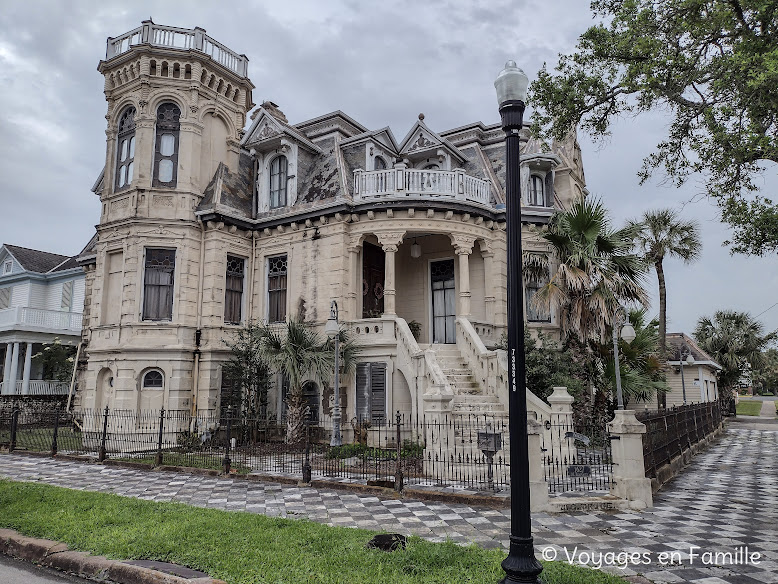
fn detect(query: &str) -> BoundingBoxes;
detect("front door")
[431,259,456,343]
[362,242,385,318]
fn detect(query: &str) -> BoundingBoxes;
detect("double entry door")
[431,259,456,344]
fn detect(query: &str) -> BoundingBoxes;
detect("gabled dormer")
[339,127,400,173]
[242,103,323,214]
[398,115,466,170]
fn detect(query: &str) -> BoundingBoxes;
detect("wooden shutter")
[544,171,555,207]
[61,281,73,310]
[0,287,10,309]
[355,363,371,422]
[370,363,387,425]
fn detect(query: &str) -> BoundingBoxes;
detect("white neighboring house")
[0,244,85,397]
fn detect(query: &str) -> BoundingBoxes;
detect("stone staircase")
[428,345,506,415]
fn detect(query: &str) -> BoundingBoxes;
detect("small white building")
[0,244,85,397]
[662,333,721,407]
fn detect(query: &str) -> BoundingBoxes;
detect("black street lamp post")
[325,300,342,447]
[495,60,543,584]
[678,343,694,405]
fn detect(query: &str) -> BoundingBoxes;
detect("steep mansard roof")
[2,244,76,274]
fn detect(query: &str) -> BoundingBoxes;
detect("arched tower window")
[153,102,181,188]
[115,107,136,191]
[269,155,288,209]
[529,175,545,206]
[142,369,164,389]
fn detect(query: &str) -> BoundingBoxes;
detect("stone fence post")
[422,393,455,481]
[527,418,549,512]
[607,410,653,509]
[547,386,575,462]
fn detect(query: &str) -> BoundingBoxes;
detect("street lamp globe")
[685,353,695,366]
[494,60,529,104]
[621,322,637,344]
[325,303,339,338]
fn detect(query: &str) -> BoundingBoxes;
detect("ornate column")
[376,231,405,316]
[451,235,476,317]
[21,342,32,396]
[8,342,20,395]
[2,343,12,394]
[480,240,496,324]
[347,237,362,320]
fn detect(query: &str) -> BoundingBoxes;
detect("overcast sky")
[0,0,776,337]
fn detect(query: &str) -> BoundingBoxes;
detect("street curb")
[0,528,225,584]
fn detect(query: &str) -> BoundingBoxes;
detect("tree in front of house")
[257,316,361,444]
[529,0,778,256]
[750,348,778,396]
[32,338,77,382]
[694,310,777,413]
[630,209,702,357]
[222,322,273,423]
[525,197,649,345]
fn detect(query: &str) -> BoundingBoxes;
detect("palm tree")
[524,197,649,344]
[630,209,701,357]
[694,310,776,413]
[257,316,361,444]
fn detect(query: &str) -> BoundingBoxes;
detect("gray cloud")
[0,0,775,337]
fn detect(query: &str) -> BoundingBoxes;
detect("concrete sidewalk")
[1,425,776,584]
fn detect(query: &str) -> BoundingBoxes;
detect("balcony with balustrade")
[105,20,248,78]
[353,167,492,207]
[0,307,83,337]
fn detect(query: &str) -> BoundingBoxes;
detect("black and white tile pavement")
[0,426,775,584]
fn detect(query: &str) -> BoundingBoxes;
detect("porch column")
[480,241,496,323]
[376,231,405,317]
[2,343,12,394]
[347,239,361,320]
[9,342,20,395]
[452,236,476,317]
[21,342,32,395]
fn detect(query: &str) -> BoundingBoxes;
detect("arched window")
[373,156,387,170]
[115,107,136,191]
[153,102,181,188]
[269,155,288,209]
[529,175,545,206]
[142,369,164,389]
[423,163,440,170]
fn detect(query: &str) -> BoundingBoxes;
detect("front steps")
[427,345,506,415]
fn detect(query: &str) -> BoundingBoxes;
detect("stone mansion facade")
[76,20,588,424]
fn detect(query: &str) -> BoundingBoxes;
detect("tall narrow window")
[115,107,136,191]
[153,103,181,188]
[356,362,387,425]
[525,270,551,323]
[0,287,10,310]
[224,256,245,324]
[267,255,287,323]
[269,156,288,209]
[143,249,175,321]
[61,281,73,311]
[529,175,545,206]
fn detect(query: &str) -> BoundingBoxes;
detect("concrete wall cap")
[607,409,647,434]
[547,386,574,404]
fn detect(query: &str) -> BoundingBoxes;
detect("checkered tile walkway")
[1,426,776,583]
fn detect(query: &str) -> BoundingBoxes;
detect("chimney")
[260,100,288,124]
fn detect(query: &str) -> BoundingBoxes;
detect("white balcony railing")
[106,22,248,78]
[0,307,82,334]
[354,167,491,206]
[0,380,70,396]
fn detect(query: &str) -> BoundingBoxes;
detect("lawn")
[0,479,628,584]
[736,400,763,416]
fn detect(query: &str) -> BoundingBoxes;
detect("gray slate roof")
[3,244,74,274]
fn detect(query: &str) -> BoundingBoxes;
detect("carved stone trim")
[375,231,406,251]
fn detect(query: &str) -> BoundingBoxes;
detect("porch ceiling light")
[411,238,421,259]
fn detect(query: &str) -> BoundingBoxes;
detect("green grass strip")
[0,478,627,584]
[736,400,763,416]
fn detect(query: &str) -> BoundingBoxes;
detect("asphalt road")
[0,553,89,583]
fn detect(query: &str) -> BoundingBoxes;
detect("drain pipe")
[192,218,206,418]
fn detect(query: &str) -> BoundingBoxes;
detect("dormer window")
[153,102,181,188]
[529,175,546,206]
[374,156,387,170]
[115,106,136,191]
[3,260,11,275]
[269,155,288,209]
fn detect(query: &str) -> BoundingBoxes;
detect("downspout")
[192,218,206,418]
[66,342,83,413]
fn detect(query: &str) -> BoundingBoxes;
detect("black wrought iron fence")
[637,402,721,479]
[540,418,613,493]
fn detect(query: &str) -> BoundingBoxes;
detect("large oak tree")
[529,0,778,255]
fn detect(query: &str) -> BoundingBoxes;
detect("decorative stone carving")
[376,231,405,251]
[408,132,434,152]
[451,235,476,255]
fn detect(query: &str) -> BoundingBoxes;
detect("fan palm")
[630,209,701,356]
[257,316,361,444]
[524,197,649,344]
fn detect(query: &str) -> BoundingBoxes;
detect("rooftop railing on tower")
[106,20,248,78]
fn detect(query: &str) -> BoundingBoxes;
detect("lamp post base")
[330,406,342,447]
[500,536,543,584]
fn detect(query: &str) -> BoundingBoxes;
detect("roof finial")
[418,113,425,121]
